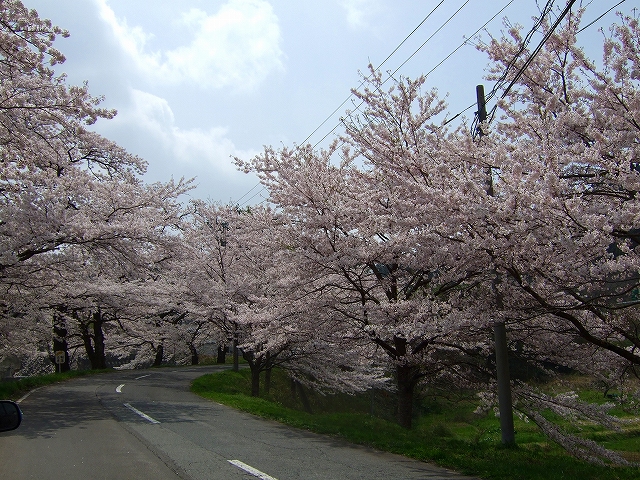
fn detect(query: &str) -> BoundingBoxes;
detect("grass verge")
[191,369,640,480]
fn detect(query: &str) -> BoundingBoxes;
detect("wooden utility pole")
[476,85,487,124]
[494,322,515,444]
[477,84,515,445]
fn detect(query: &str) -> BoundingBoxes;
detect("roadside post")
[55,350,66,373]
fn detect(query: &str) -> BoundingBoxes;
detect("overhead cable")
[234,182,262,204]
[426,0,515,80]
[314,0,480,149]
[498,0,578,102]
[577,0,625,34]
[386,0,470,81]
[236,0,449,205]
[297,0,448,147]
[483,0,556,106]
[236,0,534,205]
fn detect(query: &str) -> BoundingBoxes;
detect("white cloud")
[339,0,382,29]
[125,89,257,174]
[96,0,284,91]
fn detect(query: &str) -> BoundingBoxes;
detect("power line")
[386,0,470,81]
[242,0,632,207]
[498,0,578,102]
[297,1,448,148]
[437,0,519,126]
[445,0,627,134]
[443,101,476,126]
[483,0,556,106]
[425,0,515,80]
[237,0,568,206]
[378,0,447,70]
[473,0,591,136]
[238,0,517,205]
[577,0,625,34]
[235,182,262,204]
[235,1,450,205]
[463,0,557,134]
[240,187,267,206]
[311,0,480,150]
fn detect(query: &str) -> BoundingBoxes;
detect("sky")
[23,0,629,205]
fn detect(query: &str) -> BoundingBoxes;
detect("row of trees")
[0,0,193,372]
[236,8,640,463]
[1,0,639,464]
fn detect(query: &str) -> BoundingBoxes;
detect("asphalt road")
[0,366,478,479]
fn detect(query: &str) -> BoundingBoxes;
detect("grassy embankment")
[191,368,640,480]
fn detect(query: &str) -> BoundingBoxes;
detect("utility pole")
[476,85,487,130]
[477,84,515,445]
[494,321,515,444]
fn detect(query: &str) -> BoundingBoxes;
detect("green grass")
[0,369,110,400]
[191,369,640,480]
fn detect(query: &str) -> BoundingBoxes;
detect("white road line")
[116,384,125,393]
[16,387,42,404]
[228,460,278,480]
[135,374,151,380]
[123,403,160,424]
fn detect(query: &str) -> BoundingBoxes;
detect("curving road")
[0,366,478,479]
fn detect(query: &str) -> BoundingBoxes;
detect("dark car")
[0,400,22,432]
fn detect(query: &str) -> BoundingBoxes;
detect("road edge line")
[16,386,42,404]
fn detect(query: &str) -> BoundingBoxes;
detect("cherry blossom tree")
[444,9,640,464]
[230,206,386,398]
[176,201,250,367]
[469,10,640,376]
[0,0,192,370]
[236,83,491,427]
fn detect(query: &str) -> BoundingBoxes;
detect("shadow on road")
[12,381,112,439]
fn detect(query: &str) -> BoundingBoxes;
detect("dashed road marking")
[228,460,278,480]
[123,403,160,424]
[116,384,125,393]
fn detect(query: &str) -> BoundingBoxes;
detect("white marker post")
[54,351,65,373]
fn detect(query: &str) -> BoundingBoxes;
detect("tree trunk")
[189,344,199,365]
[262,352,272,394]
[81,312,107,370]
[243,351,267,397]
[153,344,164,367]
[394,336,415,429]
[216,345,227,364]
[92,313,106,369]
[396,363,414,429]
[494,322,515,444]
[249,362,260,397]
[81,328,96,369]
[233,333,239,372]
[52,325,70,373]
